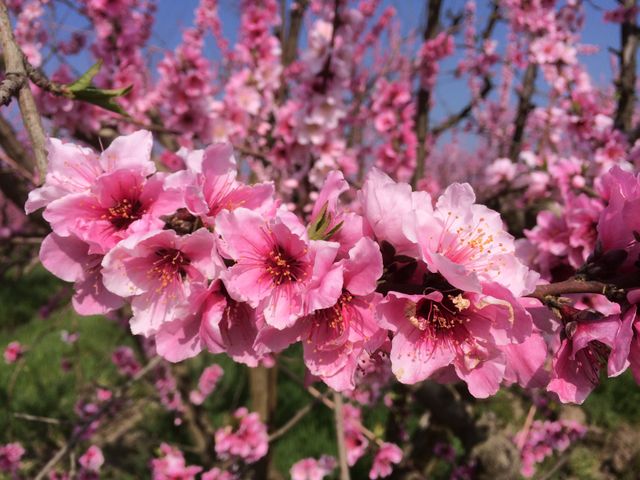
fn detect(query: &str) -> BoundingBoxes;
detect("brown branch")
[412,0,443,188]
[431,77,492,136]
[430,2,499,136]
[13,412,62,425]
[0,0,47,180]
[282,0,309,67]
[268,390,328,443]
[249,365,278,480]
[334,392,351,480]
[508,62,537,160]
[23,56,68,96]
[0,71,24,106]
[0,113,35,176]
[526,278,626,304]
[615,0,639,136]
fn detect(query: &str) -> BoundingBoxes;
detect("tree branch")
[412,0,443,188]
[508,62,537,160]
[527,278,627,304]
[282,0,309,67]
[0,71,24,106]
[268,391,328,443]
[615,0,639,136]
[0,0,47,180]
[334,392,351,480]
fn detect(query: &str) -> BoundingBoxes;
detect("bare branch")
[0,71,24,106]
[412,0,444,188]
[615,0,639,136]
[0,0,47,180]
[334,392,351,480]
[268,391,328,443]
[282,0,309,67]
[508,62,537,160]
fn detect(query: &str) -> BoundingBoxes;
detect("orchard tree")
[2,0,640,479]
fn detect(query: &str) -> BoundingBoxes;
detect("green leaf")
[67,60,103,92]
[62,60,132,116]
[308,202,330,240]
[324,220,343,240]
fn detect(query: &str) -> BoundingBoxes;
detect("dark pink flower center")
[265,247,307,285]
[408,293,469,337]
[576,341,610,385]
[150,248,190,289]
[310,291,354,349]
[105,197,144,230]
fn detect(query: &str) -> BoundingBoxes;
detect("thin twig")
[516,405,537,450]
[268,390,328,442]
[535,453,569,480]
[13,412,62,425]
[334,392,351,480]
[33,356,162,480]
[412,0,443,188]
[279,364,383,445]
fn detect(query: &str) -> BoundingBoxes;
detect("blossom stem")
[527,278,627,303]
[333,392,351,480]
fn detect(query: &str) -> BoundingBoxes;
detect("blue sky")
[151,1,625,122]
[50,1,626,126]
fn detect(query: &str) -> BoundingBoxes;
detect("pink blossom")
[39,233,123,315]
[516,419,586,477]
[341,403,368,466]
[3,341,24,364]
[484,158,517,186]
[111,346,140,377]
[290,455,337,480]
[216,208,342,329]
[289,238,386,391]
[407,181,538,298]
[214,407,268,464]
[189,364,224,405]
[26,131,154,214]
[547,311,621,404]
[377,286,529,397]
[369,442,403,479]
[78,445,104,472]
[201,468,235,480]
[151,443,202,480]
[0,442,24,474]
[359,169,428,257]
[597,167,640,273]
[43,168,180,254]
[154,279,265,366]
[176,143,274,227]
[102,228,221,336]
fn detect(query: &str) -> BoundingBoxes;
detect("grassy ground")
[2,268,640,478]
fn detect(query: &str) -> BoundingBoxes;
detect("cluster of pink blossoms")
[0,443,25,477]
[515,419,587,478]
[25,129,640,405]
[214,407,268,464]
[3,341,24,364]
[290,455,336,480]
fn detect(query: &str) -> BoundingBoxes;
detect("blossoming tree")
[2,0,640,478]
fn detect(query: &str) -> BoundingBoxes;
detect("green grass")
[4,267,640,478]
